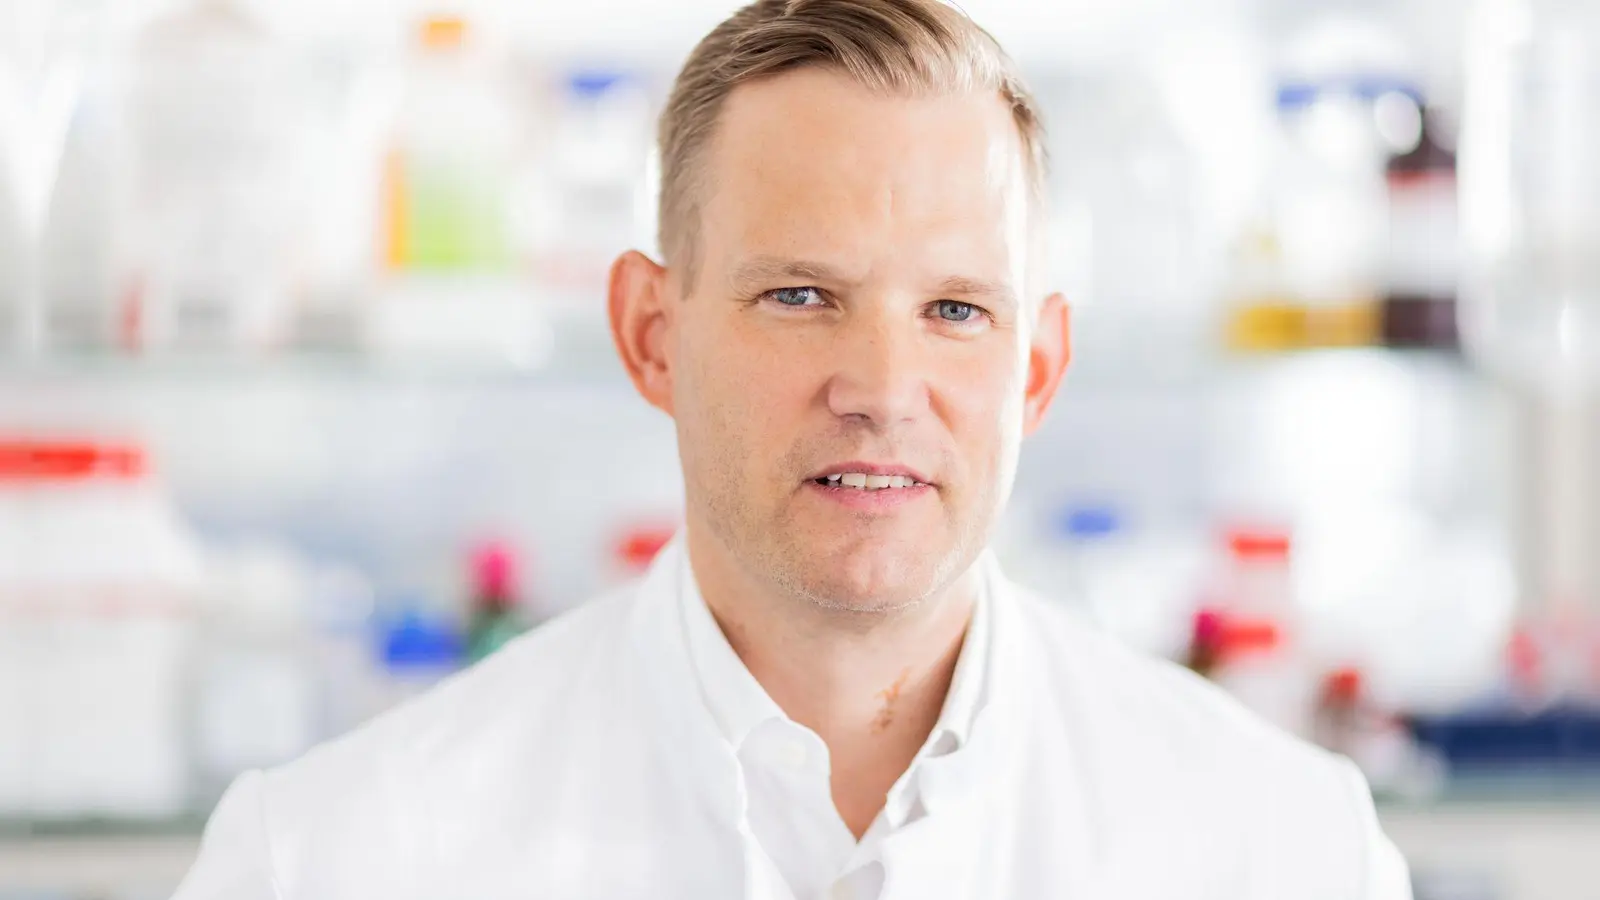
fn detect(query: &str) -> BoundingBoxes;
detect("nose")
[823,303,932,429]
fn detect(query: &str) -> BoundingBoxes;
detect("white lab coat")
[173,540,1411,900]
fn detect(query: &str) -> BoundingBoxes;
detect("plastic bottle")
[0,15,84,356]
[1228,8,1420,353]
[192,542,318,804]
[1381,100,1460,349]
[304,562,380,737]
[998,496,1126,602]
[529,69,652,329]
[368,15,545,365]
[1224,224,1303,353]
[1059,505,1123,601]
[1040,73,1210,378]
[38,63,120,353]
[1270,77,1401,349]
[378,606,464,709]
[1312,666,1444,799]
[465,541,530,664]
[611,523,679,584]
[381,17,514,274]
[0,445,29,813]
[118,0,312,353]
[1200,527,1318,737]
[1012,504,1204,660]
[1461,1,1600,632]
[0,441,203,819]
[0,62,24,350]
[1460,0,1600,387]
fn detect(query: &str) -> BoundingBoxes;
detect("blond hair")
[657,0,1048,281]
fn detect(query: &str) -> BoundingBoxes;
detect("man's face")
[657,68,1059,612]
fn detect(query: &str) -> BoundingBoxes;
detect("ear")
[608,250,675,416]
[1022,292,1070,436]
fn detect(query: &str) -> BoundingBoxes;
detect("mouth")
[805,463,934,493]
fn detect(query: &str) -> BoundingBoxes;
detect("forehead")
[696,67,1030,282]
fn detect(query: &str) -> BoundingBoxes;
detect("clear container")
[1201,526,1319,737]
[118,0,314,354]
[0,441,203,819]
[304,562,381,737]
[1049,73,1211,379]
[366,15,545,364]
[377,605,464,710]
[0,17,85,356]
[1229,6,1420,353]
[0,62,24,349]
[1229,78,1400,352]
[1461,0,1600,635]
[1382,100,1461,349]
[528,69,652,338]
[192,542,318,804]
[1459,0,1600,389]
[380,17,518,274]
[38,61,120,352]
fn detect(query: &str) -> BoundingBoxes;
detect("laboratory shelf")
[0,347,631,386]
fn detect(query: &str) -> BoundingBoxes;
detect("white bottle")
[0,65,23,349]
[119,0,311,354]
[192,542,318,803]
[529,69,652,331]
[0,453,30,814]
[11,441,203,819]
[1460,0,1600,387]
[1267,8,1419,348]
[1205,527,1319,738]
[367,15,546,366]
[40,63,119,351]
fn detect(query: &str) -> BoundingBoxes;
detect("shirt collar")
[677,545,992,757]
[678,560,786,750]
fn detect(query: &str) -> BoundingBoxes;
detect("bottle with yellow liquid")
[1225,226,1306,353]
[368,15,546,364]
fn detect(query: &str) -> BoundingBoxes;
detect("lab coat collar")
[629,537,1042,898]
[677,565,787,750]
[676,542,993,760]
[878,553,1039,897]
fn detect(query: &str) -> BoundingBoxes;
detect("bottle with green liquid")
[465,541,530,664]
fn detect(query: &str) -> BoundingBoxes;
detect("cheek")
[682,311,813,454]
[944,341,1026,438]
[935,340,1028,493]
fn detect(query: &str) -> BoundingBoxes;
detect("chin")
[798,543,943,613]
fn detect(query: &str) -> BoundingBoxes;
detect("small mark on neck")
[872,668,911,734]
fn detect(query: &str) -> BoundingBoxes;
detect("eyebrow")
[729,256,1017,309]
[936,275,1017,310]
[729,257,851,291]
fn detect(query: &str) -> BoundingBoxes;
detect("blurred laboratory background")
[1,0,1598,896]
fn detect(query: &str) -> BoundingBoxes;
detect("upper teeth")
[825,473,920,490]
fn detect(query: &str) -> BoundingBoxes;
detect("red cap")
[470,541,519,600]
[1192,608,1282,658]
[1219,617,1282,655]
[617,524,677,574]
[1227,527,1292,560]
[1323,667,1364,704]
[1192,607,1226,647]
[1507,628,1543,691]
[0,441,147,482]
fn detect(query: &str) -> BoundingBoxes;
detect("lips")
[806,462,933,492]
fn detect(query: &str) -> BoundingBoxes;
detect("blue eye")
[769,287,821,307]
[937,300,977,322]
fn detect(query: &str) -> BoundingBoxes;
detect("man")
[174,1,1411,898]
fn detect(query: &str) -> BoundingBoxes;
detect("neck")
[685,525,977,838]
